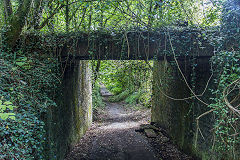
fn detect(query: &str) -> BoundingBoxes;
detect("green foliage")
[39,0,221,31]
[221,0,240,50]
[138,90,152,108]
[97,60,152,107]
[124,90,152,107]
[0,100,16,120]
[15,57,32,69]
[109,89,132,102]
[1,0,222,40]
[0,43,61,159]
[210,51,240,157]
[97,60,126,94]
[204,5,240,158]
[110,86,123,95]
[0,0,237,159]
[125,91,142,104]
[92,84,105,109]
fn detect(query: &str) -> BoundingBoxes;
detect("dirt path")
[65,88,194,160]
[90,101,158,160]
[65,99,157,160]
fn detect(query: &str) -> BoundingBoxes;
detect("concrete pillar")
[152,58,214,158]
[152,59,192,150]
[55,60,92,159]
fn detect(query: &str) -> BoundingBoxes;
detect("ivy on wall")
[209,51,240,158]
[0,34,61,159]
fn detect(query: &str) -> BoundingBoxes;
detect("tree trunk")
[32,0,44,29]
[3,0,12,21]
[3,0,32,48]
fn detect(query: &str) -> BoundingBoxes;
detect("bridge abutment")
[152,58,215,159]
[51,60,92,159]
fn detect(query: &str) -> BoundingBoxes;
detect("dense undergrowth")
[0,41,61,159]
[209,51,240,158]
[206,4,240,157]
[92,84,105,118]
[92,60,152,109]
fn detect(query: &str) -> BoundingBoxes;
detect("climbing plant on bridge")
[209,51,240,158]
[206,2,240,157]
[0,0,221,48]
[0,0,238,159]
[193,2,240,158]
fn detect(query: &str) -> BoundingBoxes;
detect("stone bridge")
[59,28,214,60]
[53,27,218,159]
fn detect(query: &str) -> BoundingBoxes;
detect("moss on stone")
[152,59,216,159]
[47,60,92,160]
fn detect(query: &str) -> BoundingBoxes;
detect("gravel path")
[65,88,194,160]
[65,99,157,160]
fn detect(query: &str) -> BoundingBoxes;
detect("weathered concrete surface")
[51,60,92,160]
[59,28,214,60]
[152,58,216,159]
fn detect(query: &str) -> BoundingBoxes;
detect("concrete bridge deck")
[53,28,215,60]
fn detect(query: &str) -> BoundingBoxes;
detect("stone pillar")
[152,59,192,150]
[152,58,214,158]
[55,60,92,159]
